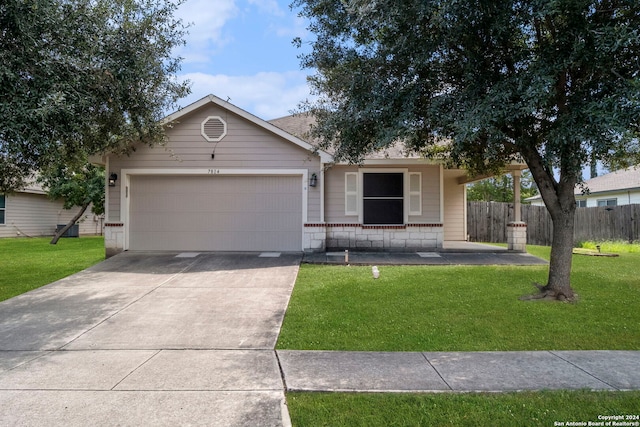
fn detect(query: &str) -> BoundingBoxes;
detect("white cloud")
[246,0,284,16]
[178,70,313,119]
[175,0,238,63]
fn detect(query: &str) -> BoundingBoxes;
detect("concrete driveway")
[0,252,301,426]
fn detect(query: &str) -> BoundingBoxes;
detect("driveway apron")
[0,252,300,426]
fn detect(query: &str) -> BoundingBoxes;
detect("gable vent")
[201,116,227,142]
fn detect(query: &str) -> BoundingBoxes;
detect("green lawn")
[282,246,640,426]
[277,245,640,351]
[288,390,640,427]
[0,236,105,302]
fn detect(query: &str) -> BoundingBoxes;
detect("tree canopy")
[0,0,190,192]
[40,163,105,244]
[294,0,640,300]
[467,171,538,203]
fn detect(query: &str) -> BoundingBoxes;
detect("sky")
[173,0,313,120]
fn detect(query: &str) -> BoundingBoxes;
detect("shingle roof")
[527,165,640,200]
[268,113,421,160]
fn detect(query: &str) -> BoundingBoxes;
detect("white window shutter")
[345,172,358,216]
[409,172,422,215]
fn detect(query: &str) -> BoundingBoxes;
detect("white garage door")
[129,175,302,251]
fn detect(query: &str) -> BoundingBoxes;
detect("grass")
[577,240,640,253]
[280,242,640,425]
[277,245,640,351]
[0,236,105,302]
[287,391,640,427]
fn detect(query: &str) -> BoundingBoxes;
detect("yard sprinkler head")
[596,245,601,253]
[372,266,380,279]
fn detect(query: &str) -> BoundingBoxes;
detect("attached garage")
[128,174,303,252]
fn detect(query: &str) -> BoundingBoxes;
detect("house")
[0,183,103,238]
[527,166,640,207]
[97,94,527,257]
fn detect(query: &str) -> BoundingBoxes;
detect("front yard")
[0,236,105,302]
[277,245,640,351]
[279,244,640,426]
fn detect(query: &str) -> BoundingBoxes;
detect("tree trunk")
[544,207,576,301]
[519,145,578,302]
[50,203,89,245]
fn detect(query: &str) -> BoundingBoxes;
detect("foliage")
[0,236,104,302]
[41,164,106,215]
[0,0,190,192]
[293,0,640,298]
[577,240,640,253]
[467,170,537,203]
[277,247,640,351]
[287,391,640,427]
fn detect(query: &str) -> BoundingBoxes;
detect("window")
[597,198,617,207]
[576,200,587,208]
[0,194,5,225]
[363,173,403,224]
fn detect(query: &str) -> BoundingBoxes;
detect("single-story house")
[0,183,103,238]
[527,166,640,207]
[97,94,527,257]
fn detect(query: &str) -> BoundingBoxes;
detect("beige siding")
[1,192,102,238]
[443,171,466,240]
[129,175,302,251]
[324,164,441,223]
[107,104,322,222]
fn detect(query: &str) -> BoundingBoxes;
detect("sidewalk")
[277,350,640,392]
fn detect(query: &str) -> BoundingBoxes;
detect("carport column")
[507,170,526,252]
[104,222,125,258]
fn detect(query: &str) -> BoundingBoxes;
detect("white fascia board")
[120,168,309,176]
[162,94,333,164]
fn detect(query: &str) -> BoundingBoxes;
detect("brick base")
[507,222,527,252]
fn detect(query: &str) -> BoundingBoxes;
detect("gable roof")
[527,166,640,201]
[164,95,333,163]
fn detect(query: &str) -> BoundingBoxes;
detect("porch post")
[507,170,527,252]
[513,170,521,222]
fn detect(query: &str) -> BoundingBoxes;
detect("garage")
[128,175,303,251]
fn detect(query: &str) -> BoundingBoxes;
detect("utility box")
[56,224,79,238]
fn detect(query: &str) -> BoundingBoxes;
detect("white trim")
[120,168,308,251]
[104,156,110,222]
[162,94,333,163]
[200,116,227,142]
[463,183,468,240]
[320,164,326,223]
[439,165,444,223]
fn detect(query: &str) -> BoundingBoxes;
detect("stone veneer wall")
[104,223,125,258]
[303,223,444,252]
[507,221,527,252]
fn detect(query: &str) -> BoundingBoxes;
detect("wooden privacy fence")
[467,201,640,246]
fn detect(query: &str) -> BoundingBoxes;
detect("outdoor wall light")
[309,173,318,187]
[108,173,118,187]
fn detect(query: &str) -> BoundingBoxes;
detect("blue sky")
[174,0,312,119]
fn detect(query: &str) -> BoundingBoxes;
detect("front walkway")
[303,242,547,265]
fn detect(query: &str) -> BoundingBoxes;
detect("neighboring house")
[97,94,526,256]
[0,183,103,238]
[527,166,640,207]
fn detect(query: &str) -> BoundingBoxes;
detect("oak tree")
[294,0,640,300]
[0,0,190,192]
